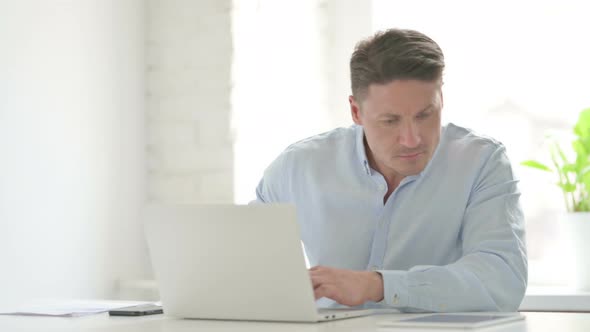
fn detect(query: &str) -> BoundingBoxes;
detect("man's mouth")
[397,152,423,160]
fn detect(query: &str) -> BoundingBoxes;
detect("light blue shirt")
[255,123,527,312]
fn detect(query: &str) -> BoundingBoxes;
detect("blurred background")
[1,0,589,304]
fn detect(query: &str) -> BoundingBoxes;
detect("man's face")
[350,79,443,180]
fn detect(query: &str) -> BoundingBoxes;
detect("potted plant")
[522,107,590,290]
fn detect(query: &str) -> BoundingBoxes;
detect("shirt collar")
[354,125,372,175]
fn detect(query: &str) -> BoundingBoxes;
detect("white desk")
[520,286,590,312]
[1,311,589,332]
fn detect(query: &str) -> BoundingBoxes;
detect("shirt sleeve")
[254,151,291,204]
[377,146,528,312]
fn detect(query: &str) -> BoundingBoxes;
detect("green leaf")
[573,140,589,170]
[574,108,590,139]
[581,137,590,154]
[573,139,588,157]
[583,169,590,191]
[575,155,589,171]
[558,183,577,193]
[562,163,577,173]
[521,160,553,172]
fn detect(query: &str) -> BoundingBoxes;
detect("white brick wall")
[147,0,371,204]
[147,0,233,203]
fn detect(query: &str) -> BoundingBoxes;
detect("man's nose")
[398,122,421,148]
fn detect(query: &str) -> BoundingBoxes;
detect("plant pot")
[561,212,590,290]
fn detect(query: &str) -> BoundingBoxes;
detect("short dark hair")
[350,29,445,100]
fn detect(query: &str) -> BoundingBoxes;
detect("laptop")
[143,204,374,322]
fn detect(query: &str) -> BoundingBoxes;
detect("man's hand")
[309,266,384,306]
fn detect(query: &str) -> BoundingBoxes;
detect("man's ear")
[349,95,362,125]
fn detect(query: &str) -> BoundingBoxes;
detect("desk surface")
[520,286,590,312]
[1,311,589,332]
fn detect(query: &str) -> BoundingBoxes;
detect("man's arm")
[312,146,528,312]
[253,151,291,204]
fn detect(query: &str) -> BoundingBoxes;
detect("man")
[255,29,527,312]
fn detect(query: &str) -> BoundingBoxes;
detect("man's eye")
[383,119,397,125]
[417,112,431,119]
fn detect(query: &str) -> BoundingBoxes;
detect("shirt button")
[370,265,378,271]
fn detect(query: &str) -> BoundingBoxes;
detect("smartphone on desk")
[108,303,163,316]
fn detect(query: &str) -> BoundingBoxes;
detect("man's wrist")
[366,271,384,302]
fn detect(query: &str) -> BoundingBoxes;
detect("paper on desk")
[0,299,156,317]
